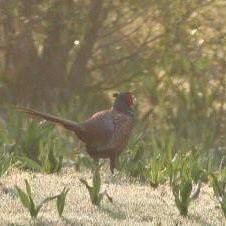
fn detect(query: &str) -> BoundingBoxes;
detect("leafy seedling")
[172,177,201,216]
[145,154,166,188]
[56,187,69,217]
[42,147,63,174]
[39,139,63,174]
[16,140,63,174]
[16,156,42,171]
[117,134,147,180]
[80,161,112,206]
[170,153,203,216]
[166,153,181,185]
[0,151,13,177]
[211,172,226,218]
[15,179,56,218]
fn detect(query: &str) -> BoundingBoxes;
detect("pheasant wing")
[78,111,115,146]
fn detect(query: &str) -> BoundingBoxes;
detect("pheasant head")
[112,92,135,116]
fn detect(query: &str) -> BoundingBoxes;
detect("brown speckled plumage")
[18,92,135,172]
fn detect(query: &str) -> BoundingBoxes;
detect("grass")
[0,106,225,224]
[0,167,225,226]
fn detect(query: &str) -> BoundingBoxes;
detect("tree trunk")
[69,0,105,93]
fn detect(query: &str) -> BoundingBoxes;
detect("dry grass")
[0,168,225,226]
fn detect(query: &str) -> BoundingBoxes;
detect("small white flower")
[191,12,198,18]
[39,120,47,126]
[74,40,80,46]
[198,39,204,46]
[190,29,197,35]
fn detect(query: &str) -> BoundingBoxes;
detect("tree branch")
[68,0,106,90]
[89,33,164,71]
[95,12,154,52]
[99,7,153,39]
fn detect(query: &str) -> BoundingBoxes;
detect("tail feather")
[17,107,81,132]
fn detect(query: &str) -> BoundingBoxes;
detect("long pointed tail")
[17,107,81,132]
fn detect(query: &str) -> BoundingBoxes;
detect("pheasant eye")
[113,93,119,98]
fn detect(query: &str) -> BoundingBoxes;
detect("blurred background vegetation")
[0,0,226,175]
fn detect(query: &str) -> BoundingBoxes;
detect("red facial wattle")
[125,94,135,106]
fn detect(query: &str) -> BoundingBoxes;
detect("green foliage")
[73,152,95,171]
[0,151,13,177]
[170,153,203,216]
[172,177,201,216]
[15,139,64,174]
[16,156,42,171]
[0,112,64,173]
[18,120,51,162]
[0,1,226,168]
[0,112,52,163]
[145,154,166,188]
[39,140,63,174]
[15,179,69,219]
[1,0,226,220]
[145,135,175,186]
[15,180,56,218]
[0,0,225,183]
[166,153,181,186]
[117,135,147,179]
[166,153,207,186]
[210,171,226,218]
[56,187,70,217]
[80,160,112,206]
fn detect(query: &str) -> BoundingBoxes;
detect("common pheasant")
[18,92,135,173]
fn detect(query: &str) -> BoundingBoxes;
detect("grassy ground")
[0,167,225,226]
